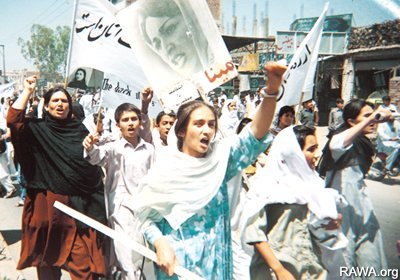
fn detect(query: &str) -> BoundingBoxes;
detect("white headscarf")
[219,99,239,136]
[130,123,233,230]
[239,126,341,233]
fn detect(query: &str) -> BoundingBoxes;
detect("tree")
[18,24,71,83]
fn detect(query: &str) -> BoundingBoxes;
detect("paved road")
[0,126,399,279]
[366,176,400,270]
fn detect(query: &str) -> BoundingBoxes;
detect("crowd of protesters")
[0,61,397,280]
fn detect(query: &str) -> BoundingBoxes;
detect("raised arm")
[141,86,153,115]
[139,87,154,143]
[342,107,391,148]
[251,62,286,140]
[12,76,37,110]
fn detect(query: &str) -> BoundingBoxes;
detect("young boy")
[83,89,155,280]
[300,99,318,128]
[328,98,344,134]
[152,110,176,151]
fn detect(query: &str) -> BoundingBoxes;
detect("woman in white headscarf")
[127,62,287,280]
[219,99,240,136]
[241,125,346,280]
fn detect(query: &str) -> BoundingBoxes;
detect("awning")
[222,35,275,51]
[355,59,400,71]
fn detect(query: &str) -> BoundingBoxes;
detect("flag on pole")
[276,3,329,108]
[302,34,322,102]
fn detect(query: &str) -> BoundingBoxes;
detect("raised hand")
[24,75,38,94]
[264,62,287,95]
[82,133,100,151]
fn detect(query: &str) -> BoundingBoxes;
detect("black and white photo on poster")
[117,0,238,112]
[66,67,104,93]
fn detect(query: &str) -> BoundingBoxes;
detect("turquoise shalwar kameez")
[143,126,273,279]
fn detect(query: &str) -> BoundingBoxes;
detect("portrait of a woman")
[137,0,213,78]
[67,68,88,90]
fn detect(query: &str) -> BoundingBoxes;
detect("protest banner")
[116,0,238,112]
[302,34,322,102]
[101,73,162,118]
[67,0,164,117]
[54,201,205,280]
[0,82,15,98]
[276,3,328,109]
[67,0,147,89]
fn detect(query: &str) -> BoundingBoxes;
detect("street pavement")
[0,126,399,279]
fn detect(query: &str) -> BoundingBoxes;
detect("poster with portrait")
[66,67,104,93]
[117,0,238,112]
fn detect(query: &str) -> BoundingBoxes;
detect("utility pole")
[0,45,5,77]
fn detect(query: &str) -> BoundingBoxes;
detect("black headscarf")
[317,124,375,179]
[16,109,106,225]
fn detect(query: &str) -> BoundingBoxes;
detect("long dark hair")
[43,87,73,119]
[175,100,217,150]
[317,99,375,178]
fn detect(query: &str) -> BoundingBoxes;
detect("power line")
[2,0,72,42]
[2,0,60,39]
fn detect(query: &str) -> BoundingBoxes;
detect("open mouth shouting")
[200,137,210,150]
[127,127,136,134]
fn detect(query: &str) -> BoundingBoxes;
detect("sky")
[0,0,74,71]
[0,0,399,71]
[222,0,400,36]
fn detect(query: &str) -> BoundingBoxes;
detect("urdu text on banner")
[276,3,329,109]
[67,0,163,117]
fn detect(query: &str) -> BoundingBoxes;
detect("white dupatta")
[132,125,232,230]
[239,126,342,234]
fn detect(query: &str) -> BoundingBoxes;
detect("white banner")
[302,33,322,102]
[101,74,162,118]
[116,0,238,112]
[276,3,328,108]
[67,0,148,91]
[0,82,15,98]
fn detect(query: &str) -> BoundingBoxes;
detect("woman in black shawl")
[318,99,391,276]
[67,68,88,90]
[7,76,107,279]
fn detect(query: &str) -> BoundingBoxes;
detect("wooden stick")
[95,106,103,134]
[53,201,205,280]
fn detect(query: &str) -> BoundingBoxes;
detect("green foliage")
[18,24,71,83]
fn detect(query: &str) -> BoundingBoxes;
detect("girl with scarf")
[130,62,286,279]
[318,99,390,275]
[241,125,345,280]
[219,99,240,136]
[7,76,107,279]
